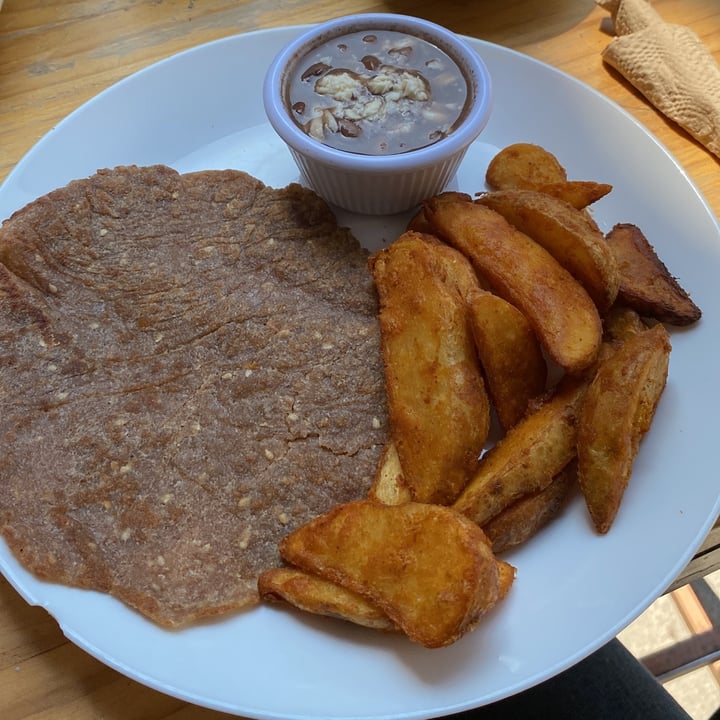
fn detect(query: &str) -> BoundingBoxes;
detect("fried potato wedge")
[605,223,702,326]
[466,288,547,430]
[483,461,577,553]
[484,144,611,209]
[477,189,620,313]
[368,441,411,505]
[406,191,472,236]
[258,566,397,630]
[534,180,613,210]
[577,323,671,534]
[423,198,602,374]
[258,566,396,630]
[262,535,515,638]
[603,304,647,343]
[369,232,491,505]
[279,500,504,648]
[486,142,567,190]
[453,377,588,527]
[497,560,516,600]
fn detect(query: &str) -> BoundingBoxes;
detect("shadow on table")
[382,0,597,47]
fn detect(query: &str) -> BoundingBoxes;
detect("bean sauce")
[285,30,470,156]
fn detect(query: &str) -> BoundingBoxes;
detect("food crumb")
[238,527,251,549]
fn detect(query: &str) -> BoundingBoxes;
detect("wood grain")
[0,1,718,717]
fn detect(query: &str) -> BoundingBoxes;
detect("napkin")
[596,0,720,159]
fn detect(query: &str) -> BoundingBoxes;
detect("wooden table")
[0,1,718,717]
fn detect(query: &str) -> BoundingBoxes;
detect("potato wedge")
[534,180,613,210]
[368,441,411,505]
[577,323,671,534]
[477,189,620,313]
[603,304,647,343]
[497,560,517,600]
[406,191,472,236]
[261,548,515,636]
[423,198,602,374]
[453,377,588,527]
[605,223,701,325]
[483,461,577,553]
[279,500,504,648]
[466,287,547,430]
[485,142,567,190]
[369,232,491,505]
[258,566,397,630]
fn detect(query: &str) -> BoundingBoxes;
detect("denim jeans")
[452,639,693,720]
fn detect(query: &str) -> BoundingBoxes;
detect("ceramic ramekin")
[263,14,493,215]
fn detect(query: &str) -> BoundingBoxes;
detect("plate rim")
[1,22,719,720]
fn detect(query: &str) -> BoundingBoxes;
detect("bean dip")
[286,29,470,156]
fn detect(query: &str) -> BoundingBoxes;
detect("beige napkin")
[597,0,720,159]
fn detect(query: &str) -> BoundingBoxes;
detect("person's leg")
[454,639,692,719]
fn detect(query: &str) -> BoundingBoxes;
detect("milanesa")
[0,165,387,627]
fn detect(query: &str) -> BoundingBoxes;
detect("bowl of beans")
[263,14,493,215]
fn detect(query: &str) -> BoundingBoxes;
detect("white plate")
[1,25,719,720]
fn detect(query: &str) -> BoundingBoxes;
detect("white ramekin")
[263,14,493,215]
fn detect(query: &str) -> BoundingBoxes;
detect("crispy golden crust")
[279,500,503,648]
[261,554,515,637]
[532,180,613,210]
[368,441,411,506]
[453,377,588,527]
[423,198,602,375]
[577,324,671,533]
[369,232,491,505]
[603,304,648,342]
[467,287,547,431]
[497,560,517,600]
[476,189,620,313]
[258,566,397,631]
[485,142,567,190]
[605,223,702,325]
[406,191,473,236]
[483,461,577,553]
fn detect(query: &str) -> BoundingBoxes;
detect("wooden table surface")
[0,1,718,718]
